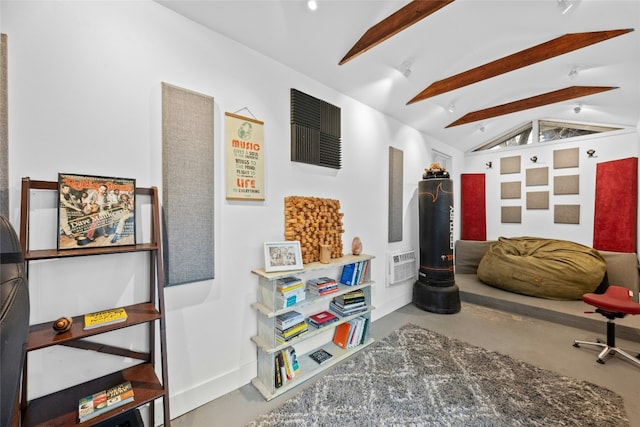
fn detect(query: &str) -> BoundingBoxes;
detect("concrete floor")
[172,301,640,427]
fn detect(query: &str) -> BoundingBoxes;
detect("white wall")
[464,129,639,247]
[2,1,464,422]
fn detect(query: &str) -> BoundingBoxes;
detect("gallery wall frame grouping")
[498,148,581,224]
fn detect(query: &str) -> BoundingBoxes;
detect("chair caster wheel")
[597,359,605,364]
[573,343,580,348]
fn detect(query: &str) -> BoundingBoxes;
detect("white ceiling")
[156,0,640,152]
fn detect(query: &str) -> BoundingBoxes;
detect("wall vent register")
[387,250,417,286]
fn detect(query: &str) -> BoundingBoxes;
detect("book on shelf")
[275,347,299,387]
[347,316,368,348]
[276,311,305,330]
[333,316,368,349]
[352,260,369,285]
[278,285,305,299]
[277,320,308,337]
[282,349,293,380]
[332,321,352,349]
[78,381,134,423]
[333,289,365,305]
[331,298,366,310]
[275,288,306,308]
[307,276,336,287]
[276,320,308,344]
[339,263,357,285]
[308,348,333,365]
[83,307,128,330]
[307,310,338,328]
[274,352,284,388]
[329,301,368,317]
[306,276,339,296]
[307,284,339,296]
[276,329,308,345]
[287,346,300,374]
[339,260,369,286]
[332,297,365,308]
[276,276,304,292]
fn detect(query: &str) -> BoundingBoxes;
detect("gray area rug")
[248,324,629,427]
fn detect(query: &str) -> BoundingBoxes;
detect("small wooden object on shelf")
[18,177,171,427]
[52,317,73,334]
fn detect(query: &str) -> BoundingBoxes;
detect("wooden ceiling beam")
[445,86,617,128]
[409,29,633,104]
[339,0,454,66]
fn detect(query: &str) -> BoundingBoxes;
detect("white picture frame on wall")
[264,241,303,272]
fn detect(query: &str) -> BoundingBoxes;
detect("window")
[472,123,533,152]
[472,120,621,152]
[538,120,620,142]
[432,149,452,172]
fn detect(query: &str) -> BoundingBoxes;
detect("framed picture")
[264,241,303,272]
[58,173,136,250]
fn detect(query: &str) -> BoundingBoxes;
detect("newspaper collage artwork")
[58,173,136,249]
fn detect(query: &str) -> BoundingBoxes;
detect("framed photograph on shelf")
[264,241,303,272]
[58,173,136,250]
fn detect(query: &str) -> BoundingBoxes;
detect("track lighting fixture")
[530,156,538,163]
[486,161,493,169]
[574,103,582,114]
[557,0,574,14]
[568,66,579,79]
[587,149,596,158]
[399,60,413,78]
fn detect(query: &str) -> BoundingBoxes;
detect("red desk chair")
[573,285,640,367]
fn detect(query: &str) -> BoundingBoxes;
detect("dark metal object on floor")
[412,174,460,314]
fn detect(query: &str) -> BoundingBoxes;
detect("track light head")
[399,60,413,78]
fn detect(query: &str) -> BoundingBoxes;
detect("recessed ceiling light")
[307,0,317,11]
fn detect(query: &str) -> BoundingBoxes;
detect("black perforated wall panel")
[291,89,341,169]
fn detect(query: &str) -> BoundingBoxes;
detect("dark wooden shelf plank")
[21,363,165,427]
[27,303,161,351]
[25,243,158,260]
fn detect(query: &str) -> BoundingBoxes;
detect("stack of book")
[329,289,367,317]
[274,346,299,388]
[307,310,338,328]
[78,381,134,423]
[276,311,308,344]
[275,276,305,308]
[332,316,368,349]
[339,260,369,286]
[306,276,339,296]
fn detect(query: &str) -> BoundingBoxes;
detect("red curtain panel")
[461,174,486,241]
[593,157,638,253]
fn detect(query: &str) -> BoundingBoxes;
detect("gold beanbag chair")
[477,237,607,300]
